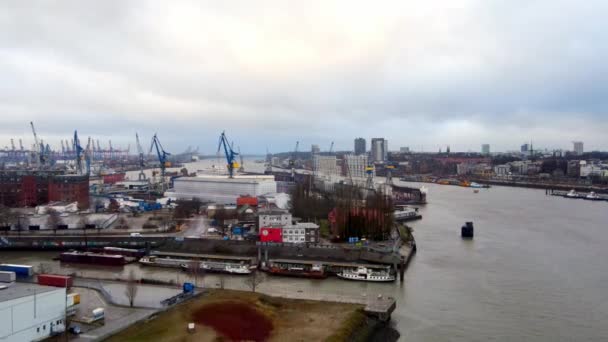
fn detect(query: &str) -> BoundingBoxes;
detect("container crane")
[217,131,239,178]
[149,133,171,191]
[30,121,41,167]
[289,141,299,180]
[329,141,334,154]
[135,133,146,181]
[73,130,85,174]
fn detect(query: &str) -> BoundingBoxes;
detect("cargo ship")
[266,260,327,279]
[337,266,395,282]
[60,251,126,266]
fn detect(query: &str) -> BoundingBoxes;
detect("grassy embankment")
[106,289,364,342]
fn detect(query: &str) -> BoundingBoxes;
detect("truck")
[0,264,33,277]
[0,271,16,283]
[38,274,73,288]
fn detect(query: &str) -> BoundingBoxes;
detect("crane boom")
[136,133,146,181]
[30,121,40,167]
[149,134,170,190]
[217,131,239,178]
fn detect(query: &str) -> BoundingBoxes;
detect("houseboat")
[337,266,395,282]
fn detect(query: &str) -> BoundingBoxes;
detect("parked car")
[68,325,81,335]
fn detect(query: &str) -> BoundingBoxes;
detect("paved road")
[175,216,210,237]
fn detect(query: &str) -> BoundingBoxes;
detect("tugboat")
[461,221,474,239]
[337,266,395,282]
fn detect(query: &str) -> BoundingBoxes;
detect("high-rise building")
[354,138,366,155]
[311,144,320,154]
[344,154,368,179]
[521,143,529,153]
[371,138,386,162]
[482,144,490,155]
[400,147,410,153]
[573,141,583,155]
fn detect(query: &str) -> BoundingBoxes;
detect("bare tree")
[116,216,129,229]
[188,258,202,287]
[125,269,139,307]
[0,205,17,235]
[46,208,62,235]
[218,274,225,290]
[244,271,265,293]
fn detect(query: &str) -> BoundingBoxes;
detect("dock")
[364,295,397,322]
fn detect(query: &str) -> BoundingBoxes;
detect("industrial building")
[0,171,89,209]
[282,222,320,243]
[170,175,277,204]
[0,283,67,341]
[258,209,292,228]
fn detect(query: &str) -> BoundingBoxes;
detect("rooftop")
[0,282,62,302]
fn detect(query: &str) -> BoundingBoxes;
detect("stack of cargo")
[37,274,73,288]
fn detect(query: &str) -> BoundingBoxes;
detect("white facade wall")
[313,156,338,177]
[259,212,292,228]
[283,223,319,243]
[580,164,602,178]
[345,155,368,179]
[0,286,66,342]
[172,175,277,204]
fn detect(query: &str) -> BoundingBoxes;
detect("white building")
[344,154,368,179]
[258,210,292,228]
[0,283,67,341]
[580,163,602,178]
[313,155,338,177]
[494,164,511,176]
[170,175,277,204]
[282,222,320,244]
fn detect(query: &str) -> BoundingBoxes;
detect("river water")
[3,163,608,341]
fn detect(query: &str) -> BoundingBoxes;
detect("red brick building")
[0,171,89,209]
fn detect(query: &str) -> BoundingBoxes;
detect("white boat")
[566,189,578,198]
[337,267,396,282]
[139,256,190,268]
[470,182,483,188]
[586,192,601,200]
[200,262,252,275]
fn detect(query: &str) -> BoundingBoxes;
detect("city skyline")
[1,1,607,153]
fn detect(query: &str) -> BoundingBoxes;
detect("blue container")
[232,227,242,235]
[0,264,33,277]
[183,282,194,293]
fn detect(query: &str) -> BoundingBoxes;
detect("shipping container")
[92,308,105,319]
[236,196,258,207]
[67,293,80,306]
[38,274,73,288]
[183,282,194,293]
[0,264,33,277]
[0,271,16,283]
[260,227,283,243]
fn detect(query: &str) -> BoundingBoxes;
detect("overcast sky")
[1,1,606,154]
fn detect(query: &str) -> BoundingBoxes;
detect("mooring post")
[264,248,269,262]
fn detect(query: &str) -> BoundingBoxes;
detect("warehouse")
[0,282,67,341]
[169,175,277,204]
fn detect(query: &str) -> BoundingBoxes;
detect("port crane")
[73,130,86,175]
[238,146,245,172]
[328,141,334,154]
[135,133,147,181]
[217,131,239,178]
[149,133,171,191]
[30,121,42,167]
[289,141,299,180]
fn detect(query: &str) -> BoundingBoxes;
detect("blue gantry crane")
[217,131,240,178]
[149,133,171,190]
[73,130,85,174]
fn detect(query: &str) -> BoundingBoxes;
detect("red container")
[260,227,282,243]
[37,274,73,288]
[237,196,258,207]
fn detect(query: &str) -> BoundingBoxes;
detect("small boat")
[473,189,479,193]
[461,221,474,239]
[337,266,395,282]
[585,192,601,201]
[470,182,484,188]
[565,189,578,198]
